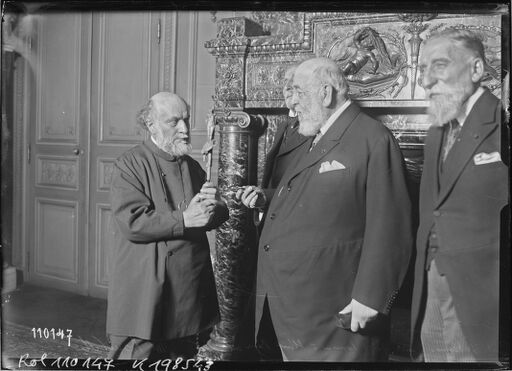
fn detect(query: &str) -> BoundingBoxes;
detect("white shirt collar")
[457,86,485,127]
[318,99,352,136]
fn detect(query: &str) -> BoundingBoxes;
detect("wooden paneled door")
[26,13,92,295]
[88,12,160,298]
[26,11,161,298]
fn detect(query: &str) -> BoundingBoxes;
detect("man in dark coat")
[107,92,229,360]
[255,57,413,361]
[410,29,508,362]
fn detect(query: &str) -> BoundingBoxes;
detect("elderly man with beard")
[410,29,508,362]
[107,92,229,360]
[255,57,413,361]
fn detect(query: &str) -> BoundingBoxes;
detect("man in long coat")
[410,29,508,362]
[255,57,413,361]
[107,92,229,360]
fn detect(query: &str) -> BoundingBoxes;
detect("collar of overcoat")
[435,88,500,207]
[282,102,361,185]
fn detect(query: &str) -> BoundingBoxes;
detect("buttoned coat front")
[410,89,508,361]
[256,103,413,361]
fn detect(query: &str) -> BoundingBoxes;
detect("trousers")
[420,260,475,362]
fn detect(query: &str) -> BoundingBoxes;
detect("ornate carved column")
[197,17,267,360]
[199,111,264,360]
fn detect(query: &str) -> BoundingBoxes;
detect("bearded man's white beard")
[165,141,192,157]
[298,118,323,136]
[427,89,467,127]
[155,136,192,157]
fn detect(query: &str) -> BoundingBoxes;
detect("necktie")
[442,119,461,162]
[309,131,322,151]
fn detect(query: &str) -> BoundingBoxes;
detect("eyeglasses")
[290,84,326,99]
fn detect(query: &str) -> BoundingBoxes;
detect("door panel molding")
[36,155,79,189]
[97,157,116,192]
[96,12,152,145]
[36,14,82,144]
[95,204,114,288]
[34,197,79,282]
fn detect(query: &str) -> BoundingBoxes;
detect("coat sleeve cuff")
[170,210,185,237]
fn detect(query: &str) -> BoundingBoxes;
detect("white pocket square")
[319,160,346,173]
[473,151,501,165]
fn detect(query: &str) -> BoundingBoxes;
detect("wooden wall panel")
[35,198,78,282]
[36,15,81,143]
[97,12,152,144]
[95,204,114,288]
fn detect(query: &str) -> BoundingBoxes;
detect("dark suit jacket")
[410,89,508,361]
[261,116,309,202]
[254,117,309,231]
[256,103,413,361]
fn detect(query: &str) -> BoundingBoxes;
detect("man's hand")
[235,186,266,209]
[183,193,217,228]
[339,299,378,332]
[198,181,220,200]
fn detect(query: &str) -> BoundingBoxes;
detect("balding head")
[136,92,191,157]
[290,57,350,136]
[294,57,349,100]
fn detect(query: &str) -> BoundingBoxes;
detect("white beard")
[167,141,192,157]
[298,118,323,136]
[155,135,191,157]
[427,87,468,127]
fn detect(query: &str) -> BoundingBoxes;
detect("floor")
[1,283,411,362]
[2,283,109,362]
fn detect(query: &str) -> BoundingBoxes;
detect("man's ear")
[471,57,485,83]
[321,85,334,107]
[146,121,157,135]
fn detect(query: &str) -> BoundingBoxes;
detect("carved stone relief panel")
[246,53,310,108]
[312,13,501,100]
[215,56,246,108]
[36,156,79,190]
[249,12,303,45]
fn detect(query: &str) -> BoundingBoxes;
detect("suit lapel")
[283,103,360,184]
[436,90,499,207]
[277,121,308,157]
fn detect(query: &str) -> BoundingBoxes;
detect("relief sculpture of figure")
[341,27,394,78]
